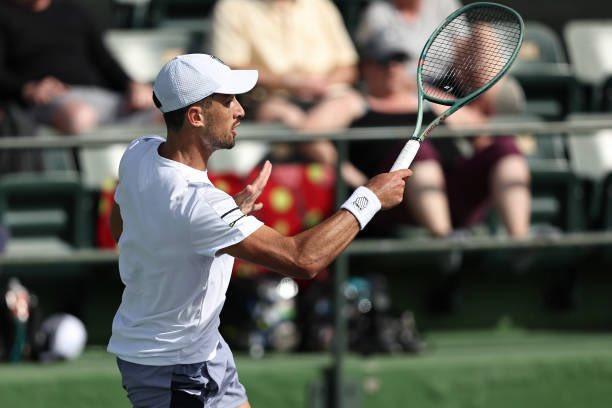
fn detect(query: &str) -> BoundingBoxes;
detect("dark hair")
[152,92,212,132]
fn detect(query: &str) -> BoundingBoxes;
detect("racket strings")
[421,6,522,102]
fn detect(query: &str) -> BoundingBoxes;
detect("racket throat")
[419,114,447,142]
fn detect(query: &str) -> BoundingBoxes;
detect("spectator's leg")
[117,103,163,126]
[50,100,98,135]
[404,159,452,238]
[33,87,127,135]
[449,137,530,236]
[491,154,531,238]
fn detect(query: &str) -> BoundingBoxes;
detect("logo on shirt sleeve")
[220,206,247,227]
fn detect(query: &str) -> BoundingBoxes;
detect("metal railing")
[2,117,612,148]
[2,119,612,407]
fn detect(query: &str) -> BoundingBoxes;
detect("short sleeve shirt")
[108,136,262,365]
[212,0,358,75]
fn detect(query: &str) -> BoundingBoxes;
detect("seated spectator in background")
[356,0,524,117]
[0,0,157,135]
[357,0,460,77]
[351,31,531,238]
[212,0,367,187]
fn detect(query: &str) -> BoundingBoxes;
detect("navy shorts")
[116,337,247,408]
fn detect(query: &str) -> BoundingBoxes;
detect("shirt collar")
[153,139,212,184]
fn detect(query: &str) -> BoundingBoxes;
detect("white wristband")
[341,186,382,230]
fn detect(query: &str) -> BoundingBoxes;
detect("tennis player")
[107,54,411,408]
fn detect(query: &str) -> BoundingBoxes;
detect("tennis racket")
[390,2,524,171]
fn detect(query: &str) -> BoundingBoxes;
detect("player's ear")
[185,104,205,128]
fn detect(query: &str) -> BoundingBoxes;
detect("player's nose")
[234,99,245,119]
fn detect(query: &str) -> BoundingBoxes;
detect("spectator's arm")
[81,8,131,92]
[88,35,131,92]
[326,65,358,86]
[0,26,27,101]
[243,68,295,91]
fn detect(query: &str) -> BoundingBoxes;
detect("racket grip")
[390,140,421,171]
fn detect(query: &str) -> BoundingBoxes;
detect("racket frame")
[411,2,525,143]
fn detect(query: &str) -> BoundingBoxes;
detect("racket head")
[416,2,524,107]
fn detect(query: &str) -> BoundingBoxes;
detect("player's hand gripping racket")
[390,2,524,171]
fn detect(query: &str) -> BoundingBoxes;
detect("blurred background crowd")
[1,0,612,373]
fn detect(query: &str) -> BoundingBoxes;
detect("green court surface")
[1,331,612,408]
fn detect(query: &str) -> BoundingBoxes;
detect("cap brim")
[376,51,410,64]
[216,70,259,95]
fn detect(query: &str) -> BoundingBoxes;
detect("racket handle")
[390,139,421,171]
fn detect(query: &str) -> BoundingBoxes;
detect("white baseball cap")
[153,54,258,113]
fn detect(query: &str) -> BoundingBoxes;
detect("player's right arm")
[222,169,412,279]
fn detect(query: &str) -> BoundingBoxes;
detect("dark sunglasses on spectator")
[378,52,410,66]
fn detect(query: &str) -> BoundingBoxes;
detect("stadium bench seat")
[511,22,580,119]
[148,0,215,29]
[488,115,585,231]
[564,21,612,111]
[603,173,612,230]
[601,76,612,112]
[567,113,612,228]
[4,236,74,259]
[104,29,200,83]
[0,172,93,249]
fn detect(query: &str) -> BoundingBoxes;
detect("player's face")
[203,94,245,150]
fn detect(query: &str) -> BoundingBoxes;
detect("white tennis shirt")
[107,136,263,365]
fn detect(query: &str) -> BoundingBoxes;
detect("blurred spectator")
[356,0,524,117]
[356,0,460,78]
[0,0,157,135]
[212,0,367,187]
[351,31,531,238]
[0,101,43,173]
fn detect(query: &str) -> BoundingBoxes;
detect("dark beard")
[212,137,235,150]
[205,125,235,151]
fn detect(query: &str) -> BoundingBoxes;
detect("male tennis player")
[107,54,411,408]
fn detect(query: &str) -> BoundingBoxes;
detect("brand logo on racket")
[353,197,368,211]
